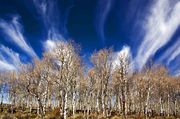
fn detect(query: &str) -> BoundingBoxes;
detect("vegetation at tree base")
[0,41,179,119]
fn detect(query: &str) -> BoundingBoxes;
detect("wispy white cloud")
[0,16,38,58]
[34,0,66,51]
[33,0,64,40]
[0,60,16,71]
[167,45,180,65]
[113,45,134,74]
[158,38,180,65]
[113,46,131,67]
[134,0,180,70]
[168,56,180,76]
[0,45,21,68]
[43,39,57,51]
[0,45,22,71]
[95,0,114,43]
[173,70,180,77]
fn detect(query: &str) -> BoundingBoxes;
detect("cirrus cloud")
[134,0,180,70]
[0,15,38,58]
[0,45,23,71]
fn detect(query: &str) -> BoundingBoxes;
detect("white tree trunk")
[145,87,150,119]
[159,97,163,116]
[87,94,91,118]
[37,100,40,115]
[102,93,105,116]
[167,94,170,117]
[96,92,100,112]
[118,96,121,114]
[64,92,68,119]
[174,98,177,116]
[72,91,76,117]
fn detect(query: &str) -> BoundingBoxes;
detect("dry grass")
[0,107,179,119]
[110,115,122,119]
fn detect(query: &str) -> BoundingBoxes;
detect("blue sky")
[0,0,179,76]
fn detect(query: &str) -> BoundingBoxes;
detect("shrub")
[45,108,63,119]
[89,113,98,119]
[0,113,17,119]
[50,108,60,117]
[67,113,84,119]
[111,115,121,119]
